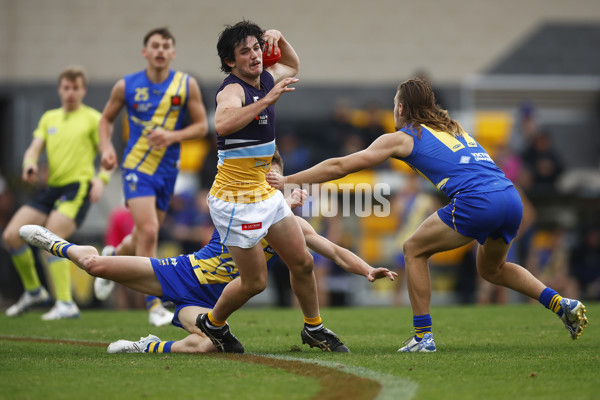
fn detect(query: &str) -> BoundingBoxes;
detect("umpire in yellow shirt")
[2,66,113,320]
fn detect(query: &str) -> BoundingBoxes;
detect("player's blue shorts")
[437,186,522,245]
[122,168,177,212]
[151,255,228,329]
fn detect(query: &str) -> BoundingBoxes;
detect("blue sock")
[146,295,161,311]
[413,314,432,341]
[539,287,563,317]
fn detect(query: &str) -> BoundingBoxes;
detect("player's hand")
[263,77,298,105]
[22,164,38,184]
[89,177,105,203]
[366,267,398,282]
[266,171,285,190]
[101,146,117,170]
[263,29,282,57]
[147,128,172,149]
[285,188,307,210]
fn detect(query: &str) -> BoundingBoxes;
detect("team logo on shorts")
[242,222,262,230]
[125,172,138,192]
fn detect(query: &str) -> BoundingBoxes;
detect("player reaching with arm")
[267,78,588,352]
[17,152,396,354]
[98,27,208,326]
[3,67,113,320]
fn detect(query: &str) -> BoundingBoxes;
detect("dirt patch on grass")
[1,336,382,400]
[0,335,109,347]
[216,353,381,400]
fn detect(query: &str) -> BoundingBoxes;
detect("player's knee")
[403,238,421,260]
[137,223,159,244]
[289,251,314,275]
[478,263,502,283]
[241,275,268,295]
[2,227,20,249]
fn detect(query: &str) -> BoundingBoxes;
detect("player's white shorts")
[208,191,291,249]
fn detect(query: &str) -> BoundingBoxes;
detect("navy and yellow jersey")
[122,69,190,176]
[395,124,512,198]
[187,228,278,285]
[210,71,277,203]
[33,105,101,187]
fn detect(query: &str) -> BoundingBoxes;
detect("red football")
[262,47,282,68]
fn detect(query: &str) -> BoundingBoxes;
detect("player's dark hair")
[396,78,464,138]
[217,20,265,73]
[271,147,284,173]
[144,27,176,47]
[59,66,87,88]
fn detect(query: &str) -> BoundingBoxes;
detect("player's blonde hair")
[396,78,464,138]
[58,66,87,88]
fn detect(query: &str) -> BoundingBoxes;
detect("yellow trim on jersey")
[210,157,276,203]
[188,239,276,285]
[436,178,449,191]
[188,253,238,285]
[422,124,465,153]
[463,132,477,147]
[123,71,188,175]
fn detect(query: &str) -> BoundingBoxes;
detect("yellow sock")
[47,256,72,302]
[207,311,226,327]
[10,245,41,291]
[304,315,322,326]
[549,294,563,314]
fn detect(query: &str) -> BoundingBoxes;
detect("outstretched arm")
[267,132,414,189]
[297,217,396,282]
[214,78,298,136]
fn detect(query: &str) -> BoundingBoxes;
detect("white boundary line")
[256,354,418,400]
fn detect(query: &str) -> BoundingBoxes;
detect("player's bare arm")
[99,79,125,170]
[296,217,396,282]
[214,78,298,136]
[267,132,414,189]
[263,30,299,83]
[21,137,45,184]
[147,77,209,149]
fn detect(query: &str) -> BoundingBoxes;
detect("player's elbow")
[214,120,235,137]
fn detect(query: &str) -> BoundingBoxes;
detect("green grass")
[0,303,598,400]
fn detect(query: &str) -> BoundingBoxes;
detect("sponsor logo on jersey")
[171,95,182,111]
[242,222,262,230]
[472,152,493,162]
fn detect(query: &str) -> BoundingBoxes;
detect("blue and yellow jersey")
[209,71,277,203]
[33,105,101,187]
[187,229,278,285]
[395,124,512,198]
[122,69,190,176]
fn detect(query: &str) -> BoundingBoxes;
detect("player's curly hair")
[217,20,265,73]
[396,78,464,138]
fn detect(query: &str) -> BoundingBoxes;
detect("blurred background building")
[1,0,599,307]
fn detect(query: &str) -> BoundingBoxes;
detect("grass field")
[1,303,598,400]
